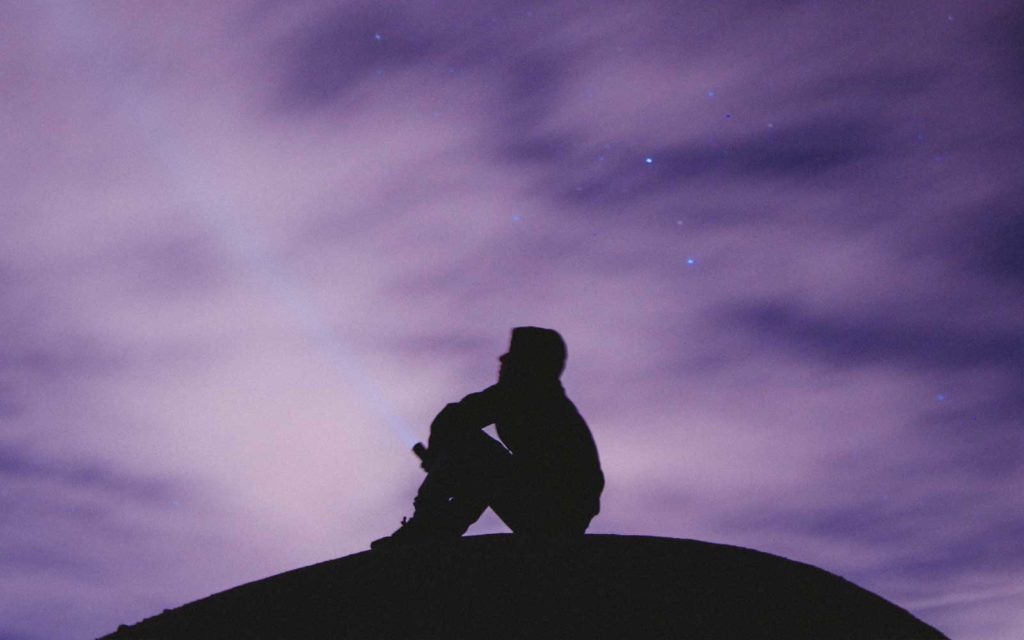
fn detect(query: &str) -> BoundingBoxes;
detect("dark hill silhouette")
[99,534,947,639]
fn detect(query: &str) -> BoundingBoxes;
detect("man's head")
[498,326,567,384]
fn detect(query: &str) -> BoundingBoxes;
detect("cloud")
[277,5,445,109]
[549,116,885,211]
[953,191,1024,288]
[0,445,176,505]
[722,299,1024,372]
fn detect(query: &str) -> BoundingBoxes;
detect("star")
[644,157,654,164]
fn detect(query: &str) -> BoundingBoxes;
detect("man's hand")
[412,442,434,472]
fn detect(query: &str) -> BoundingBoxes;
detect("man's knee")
[428,403,463,444]
[447,431,511,476]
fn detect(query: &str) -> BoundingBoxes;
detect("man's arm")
[423,385,503,448]
[426,384,504,451]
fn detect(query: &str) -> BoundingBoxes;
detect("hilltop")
[101,534,946,639]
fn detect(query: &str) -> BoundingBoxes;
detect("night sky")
[3,2,1023,638]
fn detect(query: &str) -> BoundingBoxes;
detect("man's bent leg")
[372,430,512,549]
[424,429,513,535]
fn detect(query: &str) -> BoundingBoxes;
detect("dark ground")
[100,534,948,639]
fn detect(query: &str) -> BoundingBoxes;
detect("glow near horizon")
[85,15,423,452]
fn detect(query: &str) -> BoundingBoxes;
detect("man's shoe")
[370,516,451,551]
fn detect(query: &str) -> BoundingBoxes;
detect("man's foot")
[370,516,454,551]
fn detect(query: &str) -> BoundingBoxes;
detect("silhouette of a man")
[372,327,604,549]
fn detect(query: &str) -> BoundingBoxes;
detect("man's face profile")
[498,352,514,383]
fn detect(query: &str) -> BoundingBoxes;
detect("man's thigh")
[489,470,590,536]
[439,430,514,497]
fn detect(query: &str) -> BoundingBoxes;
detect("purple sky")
[2,2,1023,638]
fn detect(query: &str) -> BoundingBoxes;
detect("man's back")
[495,385,603,517]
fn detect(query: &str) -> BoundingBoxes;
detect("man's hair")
[509,327,567,378]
